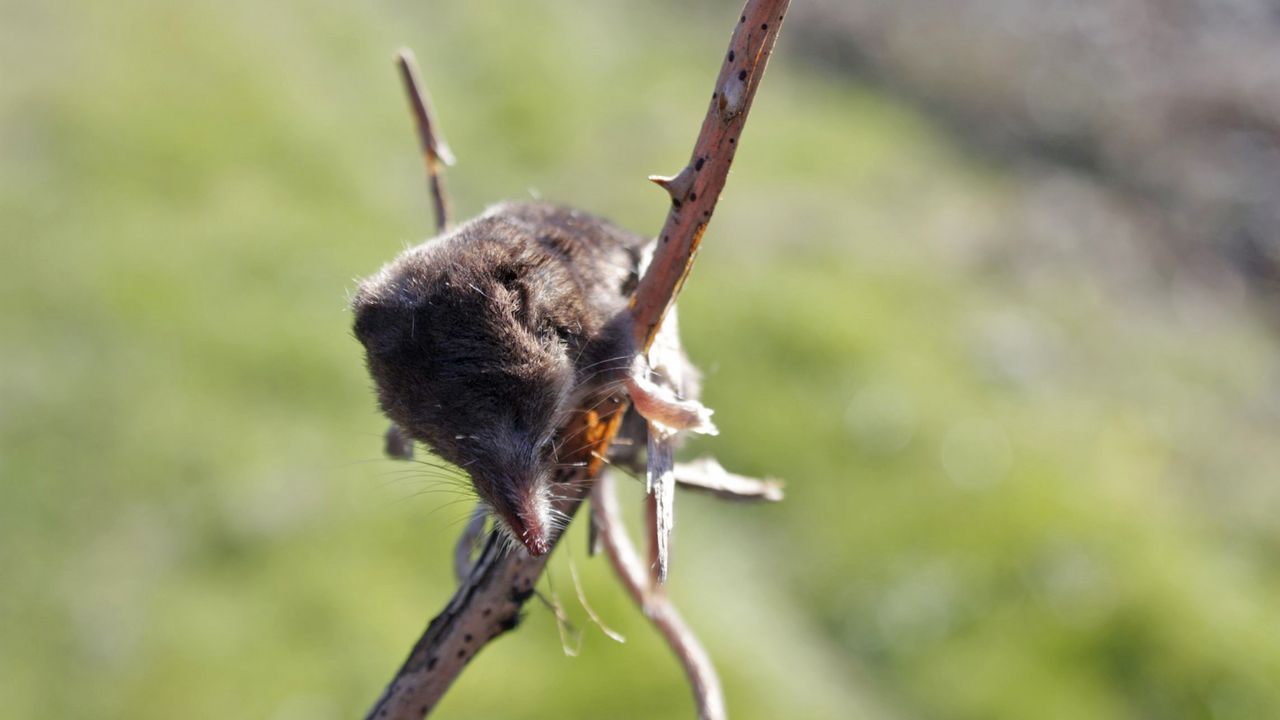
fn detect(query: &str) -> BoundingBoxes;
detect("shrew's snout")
[495,484,552,557]
[509,513,551,556]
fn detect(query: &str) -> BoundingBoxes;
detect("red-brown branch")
[632,0,791,350]
[366,2,789,717]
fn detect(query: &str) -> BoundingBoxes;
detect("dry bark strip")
[366,2,789,717]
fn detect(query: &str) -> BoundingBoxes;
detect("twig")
[674,457,784,502]
[594,471,725,720]
[366,2,789,717]
[395,48,454,233]
[633,0,791,350]
[365,420,600,720]
[648,425,677,584]
[592,445,784,503]
[646,490,663,587]
[381,48,457,464]
[365,530,546,719]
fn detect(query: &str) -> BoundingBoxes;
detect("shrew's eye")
[536,321,572,346]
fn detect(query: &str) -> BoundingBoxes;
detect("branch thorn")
[647,166,696,203]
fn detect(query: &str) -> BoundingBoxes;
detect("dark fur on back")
[351,202,646,520]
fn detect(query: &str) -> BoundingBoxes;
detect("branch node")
[718,77,747,121]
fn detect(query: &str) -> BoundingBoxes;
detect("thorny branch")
[632,0,791,351]
[366,2,790,718]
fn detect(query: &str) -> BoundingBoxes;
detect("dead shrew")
[352,202,713,556]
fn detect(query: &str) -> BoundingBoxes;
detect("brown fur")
[351,202,647,546]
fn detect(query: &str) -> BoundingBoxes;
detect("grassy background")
[3,1,1280,718]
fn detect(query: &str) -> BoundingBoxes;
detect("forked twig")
[366,3,789,717]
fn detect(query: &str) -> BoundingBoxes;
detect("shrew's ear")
[493,262,535,329]
[353,301,413,355]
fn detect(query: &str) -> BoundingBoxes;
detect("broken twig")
[395,48,454,233]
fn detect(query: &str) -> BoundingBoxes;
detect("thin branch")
[594,471,724,720]
[646,490,662,587]
[365,421,598,720]
[647,426,677,584]
[365,530,547,719]
[592,444,784,503]
[632,0,791,350]
[395,48,454,233]
[382,50,457,466]
[366,2,789,717]
[674,457,784,502]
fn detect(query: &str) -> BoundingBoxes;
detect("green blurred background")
[4,0,1280,718]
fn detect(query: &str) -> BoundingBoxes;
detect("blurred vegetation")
[3,1,1280,718]
[794,0,1280,294]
